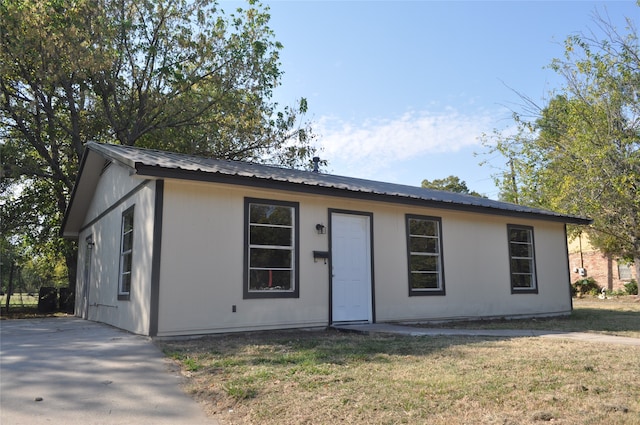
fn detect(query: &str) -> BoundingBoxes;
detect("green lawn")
[0,293,38,307]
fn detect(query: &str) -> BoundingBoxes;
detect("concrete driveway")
[1,317,217,425]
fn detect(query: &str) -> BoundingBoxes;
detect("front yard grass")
[423,297,640,338]
[158,297,640,425]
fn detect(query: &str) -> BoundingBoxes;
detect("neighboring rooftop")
[62,142,592,237]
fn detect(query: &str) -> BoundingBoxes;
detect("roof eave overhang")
[135,164,593,226]
[60,148,94,239]
[60,144,140,239]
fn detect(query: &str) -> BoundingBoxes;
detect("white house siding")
[373,206,571,322]
[84,162,144,222]
[156,179,572,336]
[156,180,331,336]
[75,163,156,335]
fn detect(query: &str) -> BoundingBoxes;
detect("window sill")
[244,290,299,299]
[511,288,538,294]
[409,290,446,296]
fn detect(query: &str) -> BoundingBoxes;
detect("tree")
[421,175,486,197]
[1,0,317,290]
[481,9,640,281]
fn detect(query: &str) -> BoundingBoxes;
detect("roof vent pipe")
[312,156,320,173]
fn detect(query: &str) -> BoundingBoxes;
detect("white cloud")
[315,108,497,174]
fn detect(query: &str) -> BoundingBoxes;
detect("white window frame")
[507,224,538,294]
[406,214,445,296]
[618,262,633,281]
[118,206,134,300]
[244,198,299,299]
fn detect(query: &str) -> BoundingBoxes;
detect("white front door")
[331,212,372,323]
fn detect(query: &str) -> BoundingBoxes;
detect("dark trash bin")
[38,287,58,313]
[59,287,74,313]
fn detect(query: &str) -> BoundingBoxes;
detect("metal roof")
[63,142,592,236]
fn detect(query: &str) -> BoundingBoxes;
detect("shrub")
[571,277,600,297]
[624,279,638,296]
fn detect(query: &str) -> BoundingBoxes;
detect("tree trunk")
[635,235,640,299]
[635,256,640,299]
[5,261,15,312]
[65,241,78,292]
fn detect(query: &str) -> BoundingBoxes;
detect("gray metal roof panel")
[86,142,592,224]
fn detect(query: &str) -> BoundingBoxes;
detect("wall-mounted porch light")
[315,223,326,235]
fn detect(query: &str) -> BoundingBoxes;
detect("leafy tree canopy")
[480,8,640,279]
[421,175,486,197]
[1,0,318,289]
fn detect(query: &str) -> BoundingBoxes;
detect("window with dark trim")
[244,198,299,299]
[118,206,134,300]
[507,224,538,293]
[618,263,633,281]
[406,215,445,296]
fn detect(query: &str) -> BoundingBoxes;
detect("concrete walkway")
[333,323,640,346]
[0,317,218,425]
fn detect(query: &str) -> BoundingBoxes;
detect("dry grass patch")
[423,296,640,338]
[160,329,640,425]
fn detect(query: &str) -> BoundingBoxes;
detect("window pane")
[250,248,292,268]
[618,263,632,280]
[512,274,533,288]
[122,252,132,273]
[410,255,439,272]
[508,226,536,291]
[410,236,439,254]
[509,228,531,243]
[250,204,292,226]
[407,216,444,294]
[509,242,532,258]
[409,219,437,236]
[245,200,299,297]
[122,232,133,252]
[411,273,440,289]
[120,208,134,297]
[250,226,292,246]
[123,212,134,233]
[121,272,131,293]
[511,258,532,274]
[249,269,292,291]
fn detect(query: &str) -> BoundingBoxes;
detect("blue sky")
[234,1,638,198]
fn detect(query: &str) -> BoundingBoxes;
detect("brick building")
[568,234,637,292]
